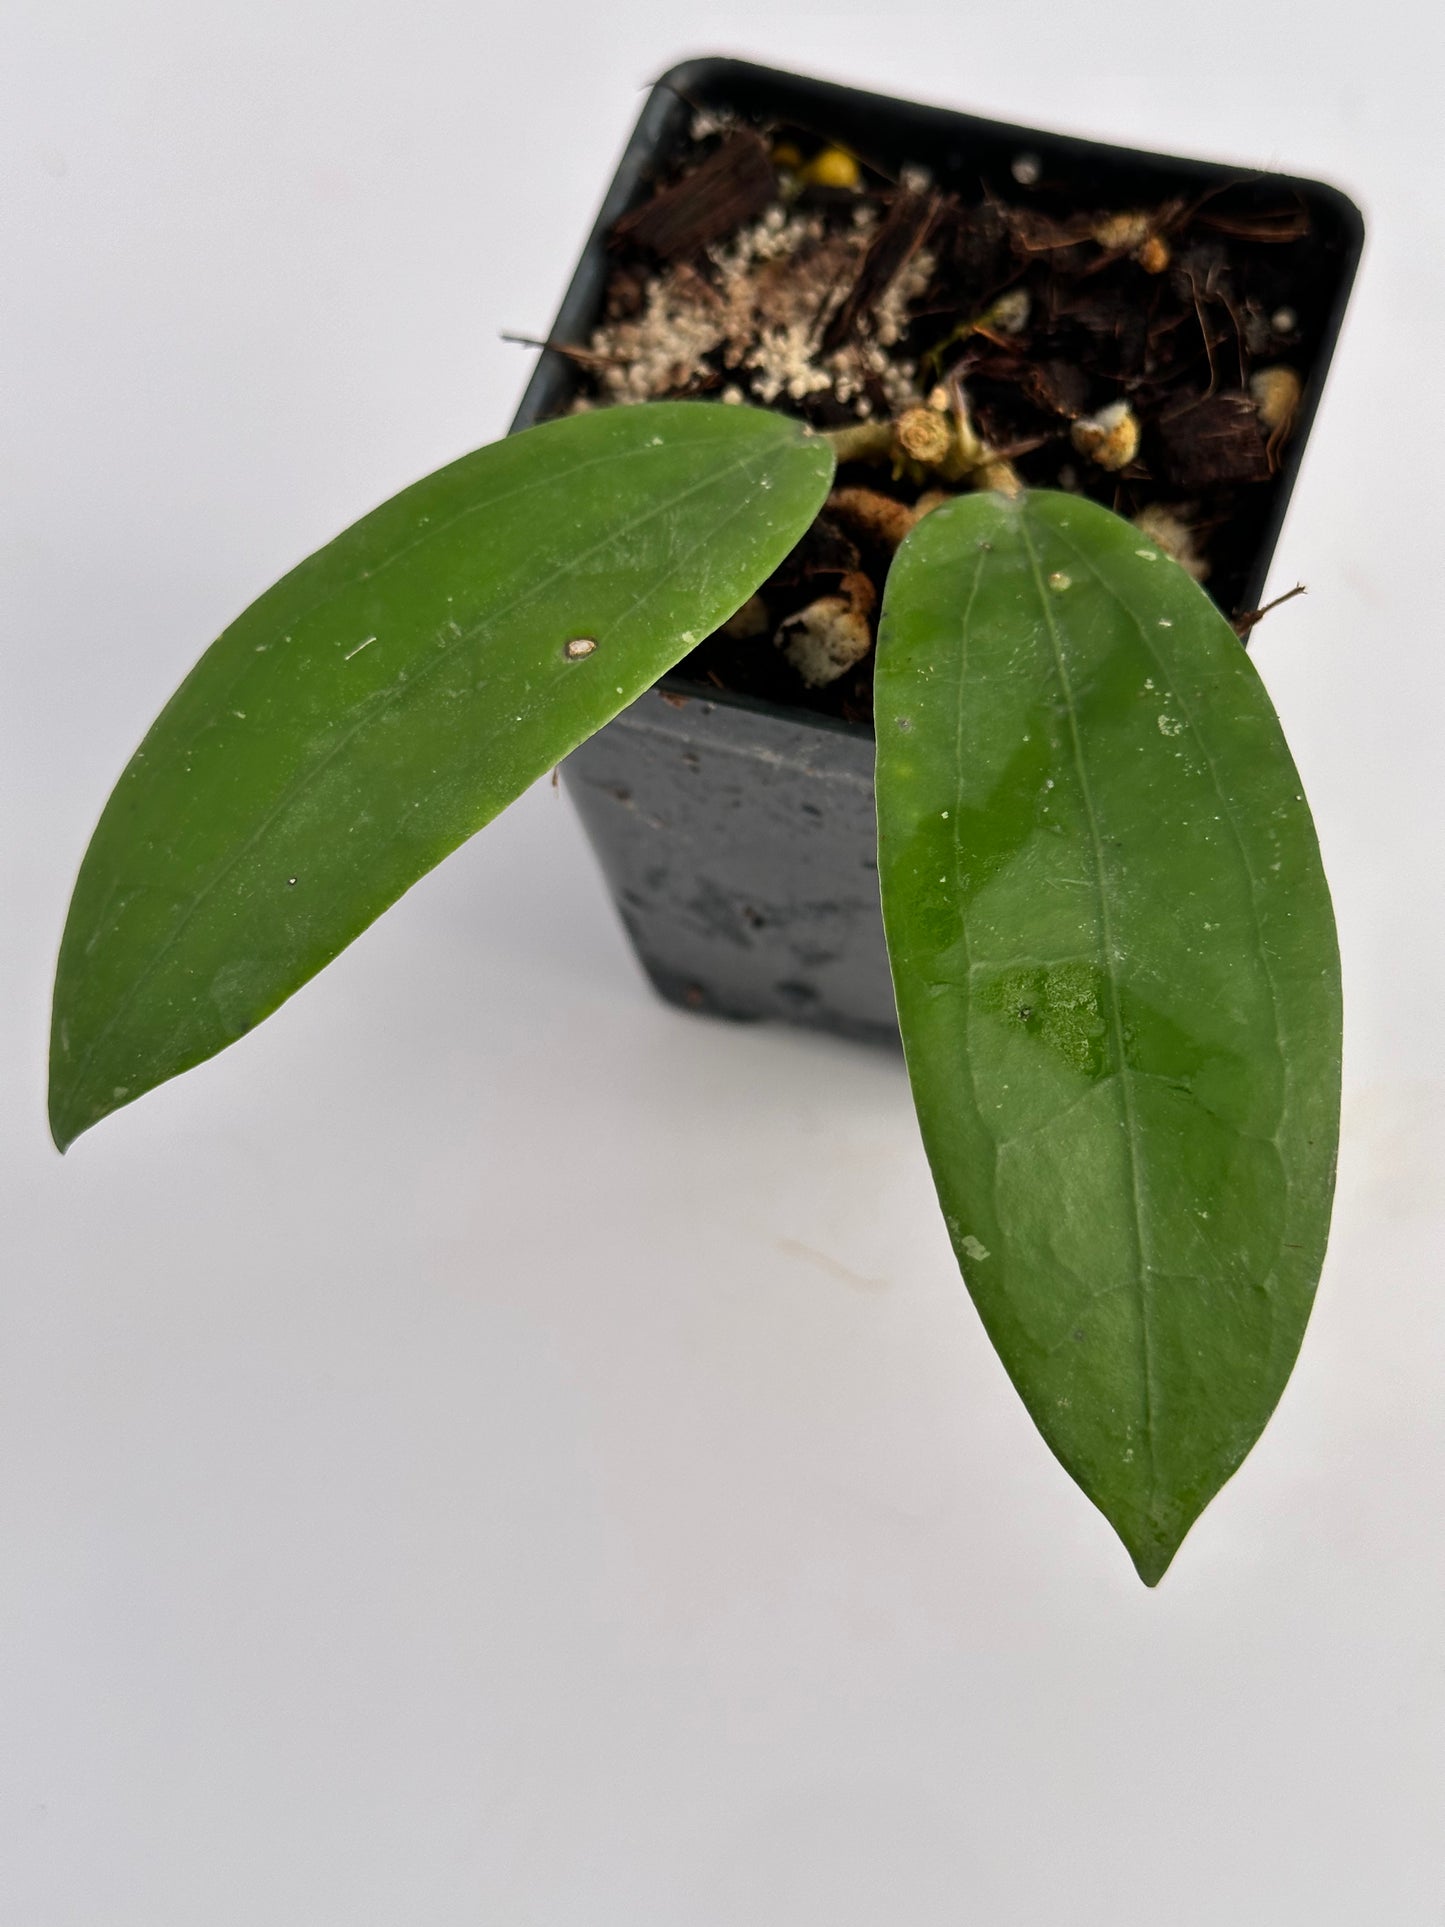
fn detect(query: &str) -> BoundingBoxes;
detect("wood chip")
[1196,205,1311,243]
[822,188,939,351]
[999,203,1094,254]
[1156,393,1272,489]
[611,131,777,261]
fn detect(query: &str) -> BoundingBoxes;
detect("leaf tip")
[47,1076,86,1155]
[1127,1541,1176,1589]
[1115,1512,1191,1588]
[48,1018,112,1153]
[48,1050,147,1151]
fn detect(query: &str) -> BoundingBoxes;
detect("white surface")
[3,2,1443,1921]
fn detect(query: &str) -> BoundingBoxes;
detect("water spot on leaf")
[981,959,1108,1075]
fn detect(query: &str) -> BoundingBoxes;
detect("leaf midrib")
[1045,516,1289,1154]
[1018,514,1160,1507]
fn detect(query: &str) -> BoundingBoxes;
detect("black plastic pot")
[512,57,1363,1044]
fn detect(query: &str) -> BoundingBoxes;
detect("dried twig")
[1233,582,1307,637]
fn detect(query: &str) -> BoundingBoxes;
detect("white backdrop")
[4,2,1443,1921]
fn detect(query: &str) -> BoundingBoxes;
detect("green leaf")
[875,489,1340,1584]
[50,401,834,1149]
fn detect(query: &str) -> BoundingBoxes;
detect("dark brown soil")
[559,110,1336,726]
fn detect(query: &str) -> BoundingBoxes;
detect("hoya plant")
[49,389,1338,1586]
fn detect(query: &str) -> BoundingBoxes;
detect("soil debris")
[535,110,1339,722]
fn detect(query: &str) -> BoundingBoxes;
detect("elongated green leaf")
[51,402,834,1148]
[876,490,1340,1583]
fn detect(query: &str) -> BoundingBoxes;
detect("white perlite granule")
[587,200,934,417]
[589,264,727,403]
[745,320,836,404]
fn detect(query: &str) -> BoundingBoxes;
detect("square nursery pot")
[511,57,1363,1045]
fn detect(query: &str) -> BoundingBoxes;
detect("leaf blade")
[51,402,834,1147]
[875,489,1340,1582]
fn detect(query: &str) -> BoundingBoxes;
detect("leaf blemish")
[982,960,1106,1073]
[564,636,598,660]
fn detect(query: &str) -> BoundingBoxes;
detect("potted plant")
[47,58,1363,1586]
